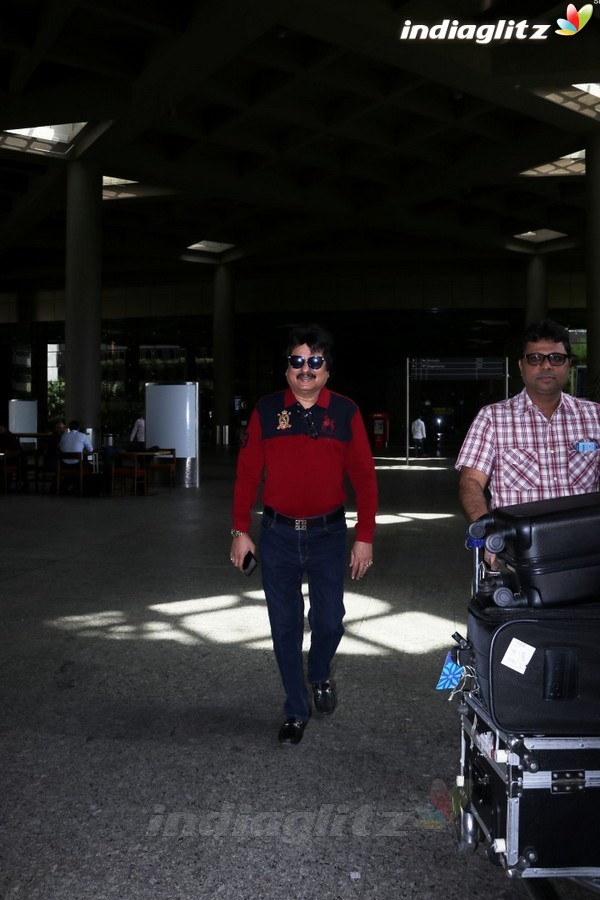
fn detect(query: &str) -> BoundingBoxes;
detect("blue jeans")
[260,512,348,720]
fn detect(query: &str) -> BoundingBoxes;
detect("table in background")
[110,450,173,496]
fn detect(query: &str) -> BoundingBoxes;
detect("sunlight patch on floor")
[46,589,463,655]
[345,511,455,525]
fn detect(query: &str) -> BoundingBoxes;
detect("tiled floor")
[0,447,597,899]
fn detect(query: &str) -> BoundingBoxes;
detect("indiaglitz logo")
[399,5,594,44]
[556,4,593,35]
[399,18,551,43]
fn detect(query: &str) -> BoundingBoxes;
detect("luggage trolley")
[451,493,600,894]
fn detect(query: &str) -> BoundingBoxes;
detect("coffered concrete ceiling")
[0,0,597,290]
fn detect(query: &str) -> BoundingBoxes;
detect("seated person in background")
[0,425,27,490]
[0,424,21,452]
[44,420,67,471]
[59,420,93,463]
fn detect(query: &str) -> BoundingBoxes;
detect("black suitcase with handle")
[454,502,600,889]
[466,597,600,734]
[472,491,600,608]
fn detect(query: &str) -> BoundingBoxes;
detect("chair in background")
[20,441,42,494]
[34,437,56,494]
[56,452,85,496]
[148,449,176,490]
[111,452,147,497]
[0,450,22,493]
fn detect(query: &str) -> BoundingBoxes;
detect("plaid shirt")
[455,388,600,509]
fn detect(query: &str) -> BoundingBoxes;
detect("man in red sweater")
[230,323,378,745]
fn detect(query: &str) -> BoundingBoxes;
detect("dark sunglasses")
[523,353,570,367]
[288,355,326,370]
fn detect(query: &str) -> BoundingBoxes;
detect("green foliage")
[47,379,65,421]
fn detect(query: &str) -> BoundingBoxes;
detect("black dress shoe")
[278,717,308,745]
[312,681,336,715]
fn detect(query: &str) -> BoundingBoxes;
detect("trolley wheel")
[522,880,563,900]
[456,807,481,857]
[484,846,503,867]
[570,877,600,895]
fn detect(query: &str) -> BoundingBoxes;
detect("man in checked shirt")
[456,319,600,525]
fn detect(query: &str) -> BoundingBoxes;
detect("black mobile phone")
[243,551,258,576]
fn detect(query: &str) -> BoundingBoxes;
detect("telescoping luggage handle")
[465,527,486,598]
[465,515,506,596]
[465,517,527,608]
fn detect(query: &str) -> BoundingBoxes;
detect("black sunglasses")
[523,352,570,367]
[288,355,326,370]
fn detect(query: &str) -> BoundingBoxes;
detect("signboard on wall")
[410,358,506,381]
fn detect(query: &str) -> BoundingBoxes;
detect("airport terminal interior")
[0,0,598,439]
[1,1,600,898]
[2,451,600,900]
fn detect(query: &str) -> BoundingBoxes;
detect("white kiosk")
[9,399,38,448]
[145,382,200,487]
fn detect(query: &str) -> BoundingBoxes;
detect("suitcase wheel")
[456,807,480,857]
[570,878,600,896]
[485,842,505,868]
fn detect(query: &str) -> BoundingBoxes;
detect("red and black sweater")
[232,387,378,543]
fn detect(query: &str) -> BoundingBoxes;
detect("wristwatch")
[230,529,247,538]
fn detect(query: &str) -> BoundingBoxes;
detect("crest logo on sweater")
[277,410,292,430]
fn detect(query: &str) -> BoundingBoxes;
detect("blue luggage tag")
[436,651,463,690]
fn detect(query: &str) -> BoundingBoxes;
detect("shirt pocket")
[567,448,600,493]
[500,448,541,492]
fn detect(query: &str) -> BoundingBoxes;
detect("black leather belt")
[263,505,345,531]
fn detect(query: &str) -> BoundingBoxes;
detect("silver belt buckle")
[295,518,307,531]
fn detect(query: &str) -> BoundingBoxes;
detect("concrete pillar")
[212,264,234,444]
[586,134,600,401]
[16,291,47,427]
[525,254,547,326]
[64,160,102,443]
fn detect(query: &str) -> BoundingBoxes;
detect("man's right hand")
[230,533,256,572]
[484,550,498,571]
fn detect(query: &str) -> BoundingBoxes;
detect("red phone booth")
[370,412,389,450]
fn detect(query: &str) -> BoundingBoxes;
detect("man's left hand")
[350,541,374,580]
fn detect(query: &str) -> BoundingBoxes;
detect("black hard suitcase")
[466,598,600,735]
[479,492,600,608]
[457,693,600,879]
